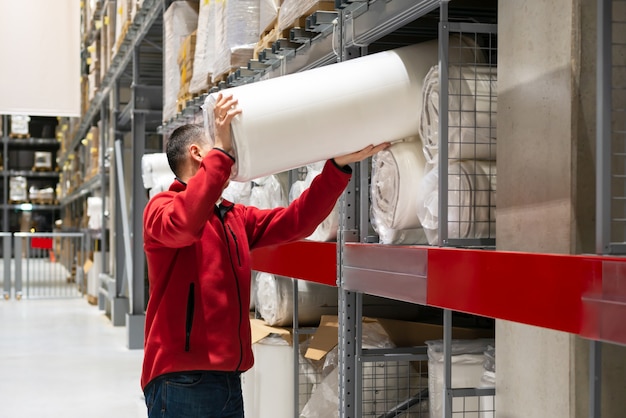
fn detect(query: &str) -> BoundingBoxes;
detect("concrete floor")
[0,298,146,418]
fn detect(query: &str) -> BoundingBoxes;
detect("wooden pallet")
[87,294,98,305]
[176,94,193,114]
[32,166,54,172]
[279,1,336,32]
[114,20,131,53]
[9,133,30,139]
[254,23,283,60]
[30,198,57,206]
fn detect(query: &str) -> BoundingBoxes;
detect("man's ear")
[189,143,203,162]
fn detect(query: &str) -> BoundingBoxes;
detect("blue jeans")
[144,371,244,418]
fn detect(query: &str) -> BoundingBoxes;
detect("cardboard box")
[305,315,494,361]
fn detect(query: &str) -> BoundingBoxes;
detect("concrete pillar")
[497,0,626,417]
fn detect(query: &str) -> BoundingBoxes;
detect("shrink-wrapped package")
[188,0,222,94]
[163,1,198,121]
[416,161,496,245]
[212,0,259,81]
[289,165,338,242]
[426,339,495,418]
[141,153,175,198]
[259,0,279,34]
[278,0,334,31]
[250,175,288,209]
[371,139,426,231]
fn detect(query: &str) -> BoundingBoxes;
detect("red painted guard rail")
[251,241,626,345]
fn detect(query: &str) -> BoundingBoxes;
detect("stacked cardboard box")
[177,31,197,112]
[83,124,100,180]
[102,1,117,78]
[87,38,101,102]
[114,0,132,55]
[163,1,199,121]
[277,0,335,32]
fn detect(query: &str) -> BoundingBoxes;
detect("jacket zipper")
[185,283,195,352]
[227,225,242,267]
[217,210,244,371]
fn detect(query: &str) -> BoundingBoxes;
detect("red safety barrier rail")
[252,241,626,345]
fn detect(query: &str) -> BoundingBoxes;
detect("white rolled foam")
[204,37,482,181]
[419,65,498,163]
[370,139,427,231]
[416,161,496,245]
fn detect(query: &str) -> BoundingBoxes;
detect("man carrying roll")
[141,93,389,417]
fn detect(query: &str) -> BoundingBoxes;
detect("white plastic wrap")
[371,213,428,245]
[188,0,222,94]
[371,139,427,231]
[254,273,339,326]
[222,180,252,205]
[249,175,288,209]
[416,161,496,245]
[302,323,424,418]
[278,0,331,31]
[426,339,495,418]
[141,153,173,190]
[259,0,279,34]
[204,36,481,181]
[86,196,103,230]
[213,0,260,80]
[419,65,498,163]
[163,1,198,121]
[289,166,339,242]
[243,336,294,418]
[256,273,422,326]
[10,115,30,136]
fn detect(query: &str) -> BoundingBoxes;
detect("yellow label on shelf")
[86,57,92,65]
[104,15,109,26]
[95,20,102,30]
[204,0,210,5]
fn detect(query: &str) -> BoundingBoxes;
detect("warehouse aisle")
[0,298,145,418]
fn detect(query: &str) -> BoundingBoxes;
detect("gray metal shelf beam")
[344,0,440,47]
[58,174,103,206]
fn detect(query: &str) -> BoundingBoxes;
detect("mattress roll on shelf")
[255,272,339,327]
[416,161,496,245]
[222,180,253,205]
[141,153,175,198]
[289,165,339,242]
[419,65,498,163]
[255,273,422,327]
[204,36,483,181]
[141,153,173,190]
[371,213,428,245]
[370,139,427,231]
[249,175,288,209]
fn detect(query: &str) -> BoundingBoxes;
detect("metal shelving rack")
[59,0,163,348]
[0,116,61,234]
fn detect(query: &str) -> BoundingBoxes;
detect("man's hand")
[213,93,242,154]
[333,143,391,168]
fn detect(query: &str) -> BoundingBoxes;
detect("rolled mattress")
[289,165,338,242]
[370,139,427,231]
[204,36,483,181]
[419,65,498,163]
[416,161,496,245]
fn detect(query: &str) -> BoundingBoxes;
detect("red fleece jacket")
[141,149,351,389]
